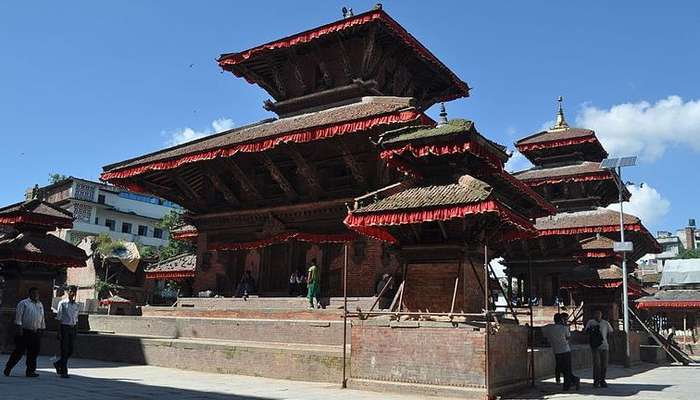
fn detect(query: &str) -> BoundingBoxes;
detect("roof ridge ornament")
[341,6,354,18]
[551,96,569,131]
[437,102,448,127]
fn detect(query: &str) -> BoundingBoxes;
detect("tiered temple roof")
[145,253,196,281]
[0,199,86,268]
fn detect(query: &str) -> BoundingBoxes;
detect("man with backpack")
[585,310,613,388]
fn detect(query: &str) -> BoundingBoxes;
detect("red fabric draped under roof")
[538,223,643,237]
[561,280,644,297]
[344,200,537,244]
[101,110,429,182]
[208,231,359,252]
[637,300,700,310]
[516,136,598,152]
[0,213,73,229]
[217,10,469,101]
[522,171,613,187]
[171,229,198,241]
[145,270,196,281]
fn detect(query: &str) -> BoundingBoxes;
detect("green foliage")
[680,248,700,259]
[94,279,123,299]
[92,234,126,258]
[48,173,68,184]
[156,210,195,260]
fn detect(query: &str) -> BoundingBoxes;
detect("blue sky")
[1,1,699,233]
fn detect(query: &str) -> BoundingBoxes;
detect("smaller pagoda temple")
[0,198,87,349]
[503,98,660,325]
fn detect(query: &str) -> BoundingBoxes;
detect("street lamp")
[600,156,636,368]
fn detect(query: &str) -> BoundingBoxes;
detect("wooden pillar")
[507,274,513,304]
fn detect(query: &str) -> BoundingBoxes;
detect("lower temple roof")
[0,231,87,268]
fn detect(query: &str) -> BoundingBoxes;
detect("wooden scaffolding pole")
[484,244,491,398]
[528,257,535,387]
[342,243,348,388]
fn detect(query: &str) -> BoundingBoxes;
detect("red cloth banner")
[102,110,428,182]
[172,230,198,241]
[637,300,700,310]
[0,253,86,268]
[380,140,504,171]
[522,171,613,187]
[208,231,358,251]
[218,10,469,100]
[538,223,643,237]
[344,200,535,233]
[516,136,598,152]
[0,213,72,229]
[345,225,398,244]
[145,271,196,281]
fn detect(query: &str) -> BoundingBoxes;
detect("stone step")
[173,296,375,310]
[40,333,347,383]
[142,306,345,321]
[86,314,348,346]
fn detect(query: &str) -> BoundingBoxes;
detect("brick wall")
[488,324,529,388]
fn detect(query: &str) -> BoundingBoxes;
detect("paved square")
[0,355,698,400]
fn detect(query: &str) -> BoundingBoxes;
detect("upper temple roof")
[217,9,469,114]
[515,127,608,166]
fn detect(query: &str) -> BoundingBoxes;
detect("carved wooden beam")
[338,141,367,189]
[409,224,421,242]
[336,35,353,84]
[287,49,307,95]
[221,158,263,201]
[361,25,377,79]
[235,62,280,100]
[312,42,333,90]
[135,178,190,208]
[264,55,287,99]
[168,170,206,208]
[259,153,298,201]
[204,165,241,207]
[284,144,322,200]
[437,221,449,241]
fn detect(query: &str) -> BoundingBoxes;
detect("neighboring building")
[640,221,700,272]
[31,177,180,248]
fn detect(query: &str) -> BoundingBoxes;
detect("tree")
[156,210,195,260]
[48,173,68,184]
[680,248,700,259]
[92,234,126,299]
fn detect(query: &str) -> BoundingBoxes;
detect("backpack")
[589,324,603,349]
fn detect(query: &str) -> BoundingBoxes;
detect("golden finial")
[551,96,569,130]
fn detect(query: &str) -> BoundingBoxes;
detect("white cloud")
[166,118,235,146]
[505,151,533,172]
[607,183,670,228]
[576,96,700,162]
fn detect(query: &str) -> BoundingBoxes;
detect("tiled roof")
[514,161,607,181]
[579,235,615,250]
[0,199,73,220]
[380,118,508,155]
[516,128,596,146]
[0,231,87,266]
[353,175,492,214]
[146,253,196,274]
[637,289,700,303]
[536,208,639,230]
[103,97,416,172]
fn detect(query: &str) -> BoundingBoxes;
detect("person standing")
[542,313,580,391]
[54,285,80,378]
[307,258,321,309]
[4,287,45,378]
[585,310,613,388]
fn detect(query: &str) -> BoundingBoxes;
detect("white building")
[32,177,181,248]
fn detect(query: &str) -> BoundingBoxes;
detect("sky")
[1,1,699,234]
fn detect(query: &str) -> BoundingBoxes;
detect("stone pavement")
[0,355,698,400]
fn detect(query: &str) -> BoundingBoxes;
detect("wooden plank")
[204,166,241,207]
[284,144,322,199]
[338,141,367,188]
[259,153,298,201]
[221,158,263,201]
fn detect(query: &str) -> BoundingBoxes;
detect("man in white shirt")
[4,287,45,378]
[54,285,80,378]
[585,310,614,388]
[542,313,580,390]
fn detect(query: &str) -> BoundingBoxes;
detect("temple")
[0,197,87,343]
[95,7,663,399]
[502,98,660,327]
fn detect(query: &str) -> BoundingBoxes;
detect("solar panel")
[600,158,619,169]
[619,156,637,167]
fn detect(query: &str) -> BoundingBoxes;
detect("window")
[72,203,92,223]
[74,183,96,201]
[153,228,163,239]
[94,217,99,225]
[121,222,132,234]
[138,225,148,236]
[97,194,106,204]
[105,219,116,231]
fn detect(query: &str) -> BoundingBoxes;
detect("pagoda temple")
[503,99,660,325]
[99,7,561,397]
[0,198,87,349]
